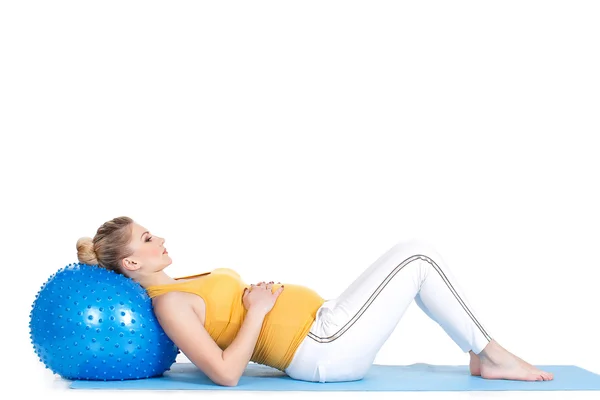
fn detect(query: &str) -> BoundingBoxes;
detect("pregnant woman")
[76,216,553,386]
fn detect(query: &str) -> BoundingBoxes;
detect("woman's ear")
[122,258,141,273]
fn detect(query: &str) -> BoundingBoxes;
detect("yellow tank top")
[145,268,326,372]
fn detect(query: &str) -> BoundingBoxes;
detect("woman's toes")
[540,371,552,380]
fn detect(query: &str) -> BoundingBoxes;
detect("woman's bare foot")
[476,340,554,381]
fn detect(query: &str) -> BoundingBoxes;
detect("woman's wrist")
[246,307,267,318]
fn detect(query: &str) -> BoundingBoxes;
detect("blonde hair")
[76,216,135,275]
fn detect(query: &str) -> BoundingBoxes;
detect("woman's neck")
[136,270,177,288]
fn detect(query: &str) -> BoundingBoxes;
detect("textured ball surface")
[29,263,178,381]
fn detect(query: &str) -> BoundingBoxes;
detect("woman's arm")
[153,293,232,386]
[222,308,267,386]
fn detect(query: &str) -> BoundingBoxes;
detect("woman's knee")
[392,237,441,258]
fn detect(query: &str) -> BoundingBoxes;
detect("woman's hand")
[242,281,285,315]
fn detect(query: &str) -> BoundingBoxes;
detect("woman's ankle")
[478,339,502,361]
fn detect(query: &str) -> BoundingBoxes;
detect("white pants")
[284,238,493,383]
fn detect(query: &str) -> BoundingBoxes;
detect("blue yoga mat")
[69,362,600,391]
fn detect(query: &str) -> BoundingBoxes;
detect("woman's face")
[121,222,172,274]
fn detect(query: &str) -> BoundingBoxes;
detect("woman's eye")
[146,236,153,242]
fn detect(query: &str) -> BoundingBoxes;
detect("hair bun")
[76,236,98,265]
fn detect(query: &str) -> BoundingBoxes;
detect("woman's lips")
[163,249,168,254]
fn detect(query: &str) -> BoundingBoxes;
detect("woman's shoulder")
[152,290,194,310]
[152,289,206,326]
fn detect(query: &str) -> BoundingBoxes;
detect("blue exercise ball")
[29,263,179,381]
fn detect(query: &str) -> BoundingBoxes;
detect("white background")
[1,1,598,399]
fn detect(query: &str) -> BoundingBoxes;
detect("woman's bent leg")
[285,238,492,383]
